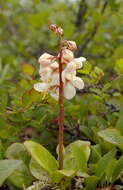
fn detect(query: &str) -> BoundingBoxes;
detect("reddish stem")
[58,46,64,170]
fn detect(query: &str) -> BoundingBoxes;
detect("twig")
[75,0,87,30]
[77,0,108,56]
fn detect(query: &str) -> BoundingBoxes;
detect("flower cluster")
[34,40,86,100]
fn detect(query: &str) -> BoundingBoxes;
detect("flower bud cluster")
[49,24,63,36]
[34,40,86,100]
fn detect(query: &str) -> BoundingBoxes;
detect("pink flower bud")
[49,24,63,36]
[67,41,77,51]
[61,40,77,51]
[49,24,57,32]
[56,27,64,36]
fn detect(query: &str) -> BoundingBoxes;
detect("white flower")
[62,62,76,82]
[34,82,49,92]
[73,57,86,69]
[50,72,59,86]
[62,63,84,99]
[50,61,59,69]
[38,53,53,67]
[64,77,84,100]
[39,67,52,82]
[61,49,74,64]
[50,88,59,100]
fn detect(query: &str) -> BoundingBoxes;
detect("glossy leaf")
[5,143,30,164]
[29,158,50,181]
[98,128,123,149]
[85,176,99,190]
[112,155,123,183]
[24,141,58,175]
[94,149,116,178]
[52,169,75,183]
[0,160,21,186]
[105,159,117,184]
[64,140,90,173]
[8,161,33,188]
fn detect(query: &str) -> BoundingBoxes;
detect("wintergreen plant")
[33,24,86,170]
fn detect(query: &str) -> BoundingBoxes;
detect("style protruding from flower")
[34,43,86,100]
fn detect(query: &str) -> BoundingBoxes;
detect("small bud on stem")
[49,24,64,37]
[61,40,77,51]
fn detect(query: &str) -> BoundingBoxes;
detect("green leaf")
[24,141,58,175]
[0,160,21,186]
[116,108,123,135]
[94,149,116,178]
[78,62,92,74]
[85,176,99,190]
[112,155,123,183]
[89,145,101,163]
[22,63,34,76]
[0,123,18,140]
[98,128,123,149]
[5,143,30,164]
[8,161,33,188]
[102,82,112,92]
[0,140,4,159]
[29,158,50,181]
[105,159,117,184]
[52,169,75,183]
[22,89,40,108]
[64,140,90,173]
[115,58,123,74]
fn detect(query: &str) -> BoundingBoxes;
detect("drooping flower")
[62,63,84,99]
[72,57,86,69]
[38,53,58,83]
[34,82,49,92]
[61,49,74,64]
[38,53,54,67]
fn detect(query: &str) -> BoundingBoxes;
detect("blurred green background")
[0,0,123,151]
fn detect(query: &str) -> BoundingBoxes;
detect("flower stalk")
[58,45,64,170]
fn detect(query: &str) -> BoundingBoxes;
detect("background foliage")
[0,0,123,189]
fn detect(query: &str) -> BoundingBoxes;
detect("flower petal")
[50,92,59,100]
[72,76,84,89]
[74,57,86,69]
[34,82,49,92]
[64,62,76,73]
[39,67,52,82]
[61,49,74,64]
[38,53,51,62]
[38,53,53,67]
[62,62,76,82]
[50,61,59,69]
[64,82,76,100]
[50,72,59,86]
[50,88,59,100]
